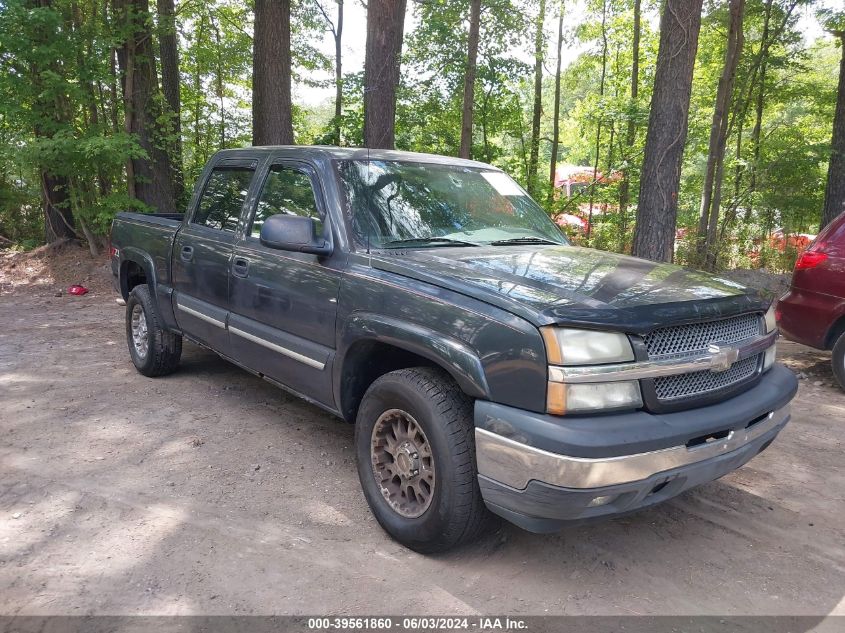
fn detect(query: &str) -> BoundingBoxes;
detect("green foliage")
[0,0,143,244]
[398,0,532,174]
[0,0,839,272]
[677,0,837,270]
[179,0,254,184]
[817,7,845,33]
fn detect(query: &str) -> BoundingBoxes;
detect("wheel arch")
[825,311,845,350]
[119,248,157,301]
[336,313,490,423]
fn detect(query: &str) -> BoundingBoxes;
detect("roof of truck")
[214,146,500,171]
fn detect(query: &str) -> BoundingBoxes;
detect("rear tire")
[354,367,490,553]
[833,332,845,392]
[125,284,182,377]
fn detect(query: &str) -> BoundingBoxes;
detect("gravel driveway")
[1,289,844,617]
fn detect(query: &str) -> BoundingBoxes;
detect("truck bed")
[111,212,184,290]
[117,211,184,225]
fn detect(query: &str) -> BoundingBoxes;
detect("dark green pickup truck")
[110,146,797,552]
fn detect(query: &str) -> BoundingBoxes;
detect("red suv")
[777,211,845,390]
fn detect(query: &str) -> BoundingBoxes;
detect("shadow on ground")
[1,293,844,617]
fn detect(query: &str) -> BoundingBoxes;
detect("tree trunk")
[252,0,294,145]
[617,0,640,249]
[744,0,772,227]
[334,0,343,145]
[156,0,184,201]
[363,0,407,149]
[696,0,745,269]
[29,0,77,242]
[41,173,76,242]
[631,0,703,263]
[317,0,344,144]
[192,12,205,165]
[822,31,845,229]
[109,45,120,132]
[211,15,226,146]
[459,0,482,159]
[115,0,178,212]
[104,0,121,133]
[548,4,564,205]
[732,0,795,224]
[481,84,493,162]
[586,0,608,239]
[527,0,546,196]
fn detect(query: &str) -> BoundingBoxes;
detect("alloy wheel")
[130,303,149,359]
[370,408,436,518]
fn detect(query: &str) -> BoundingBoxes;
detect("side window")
[193,167,255,232]
[251,165,323,238]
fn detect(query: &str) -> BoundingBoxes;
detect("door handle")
[232,257,250,278]
[180,245,194,262]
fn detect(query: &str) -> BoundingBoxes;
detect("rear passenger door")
[228,160,341,407]
[172,159,257,353]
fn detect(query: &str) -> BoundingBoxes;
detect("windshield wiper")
[490,236,561,246]
[381,237,480,249]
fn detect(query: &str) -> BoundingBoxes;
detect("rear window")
[193,167,255,232]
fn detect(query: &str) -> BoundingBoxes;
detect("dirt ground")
[1,248,844,617]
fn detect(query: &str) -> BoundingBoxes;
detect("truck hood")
[370,245,769,332]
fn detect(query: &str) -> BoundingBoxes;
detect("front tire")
[833,331,845,391]
[125,284,182,377]
[355,367,490,553]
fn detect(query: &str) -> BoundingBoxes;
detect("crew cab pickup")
[110,147,797,552]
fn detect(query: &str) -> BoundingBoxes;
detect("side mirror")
[259,214,332,256]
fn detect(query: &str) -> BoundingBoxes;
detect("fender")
[119,247,178,330]
[119,247,157,297]
[336,312,491,401]
[825,308,845,349]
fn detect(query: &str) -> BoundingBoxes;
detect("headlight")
[764,305,777,333]
[540,327,635,365]
[547,380,643,415]
[541,327,640,415]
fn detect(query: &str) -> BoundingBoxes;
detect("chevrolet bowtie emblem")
[708,343,739,372]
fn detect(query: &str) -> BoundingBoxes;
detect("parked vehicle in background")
[768,229,816,254]
[777,211,845,391]
[110,146,797,552]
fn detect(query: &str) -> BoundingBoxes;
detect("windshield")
[336,160,568,249]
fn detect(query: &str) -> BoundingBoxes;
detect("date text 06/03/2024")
[306,617,529,630]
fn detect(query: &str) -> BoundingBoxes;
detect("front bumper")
[474,364,797,532]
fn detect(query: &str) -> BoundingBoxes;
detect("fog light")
[587,494,618,508]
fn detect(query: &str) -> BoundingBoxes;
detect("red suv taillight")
[794,247,828,271]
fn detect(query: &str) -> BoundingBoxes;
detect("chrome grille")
[643,313,762,360]
[644,313,763,403]
[654,355,759,401]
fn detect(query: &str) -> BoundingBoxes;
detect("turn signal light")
[546,380,643,415]
[794,250,827,270]
[547,382,567,415]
